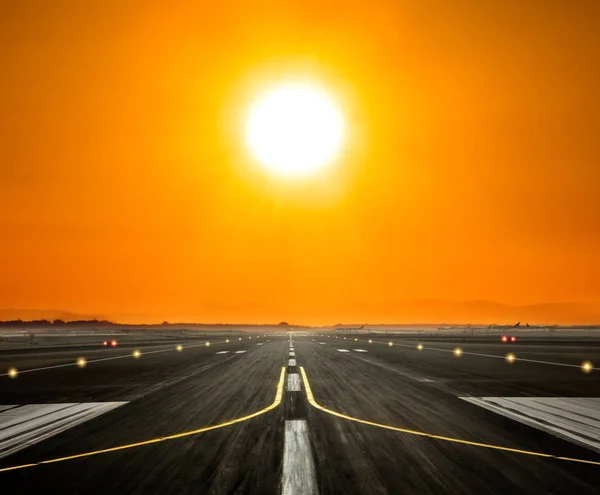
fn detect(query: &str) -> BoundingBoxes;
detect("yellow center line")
[299,366,600,467]
[0,367,286,473]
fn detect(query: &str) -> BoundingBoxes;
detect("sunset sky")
[1,1,599,324]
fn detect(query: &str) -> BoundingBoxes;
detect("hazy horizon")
[2,298,600,326]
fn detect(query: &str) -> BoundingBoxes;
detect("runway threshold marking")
[299,367,600,467]
[461,397,600,454]
[0,367,286,473]
[0,403,127,460]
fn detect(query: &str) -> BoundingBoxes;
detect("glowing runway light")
[505,353,516,364]
[8,367,18,379]
[77,357,87,368]
[226,339,230,343]
[249,337,252,340]
[205,341,211,347]
[453,347,463,358]
[501,336,508,343]
[132,350,141,359]
[368,339,372,344]
[388,342,393,347]
[354,338,358,342]
[417,344,424,351]
[239,337,242,341]
[176,344,183,352]
[581,361,593,374]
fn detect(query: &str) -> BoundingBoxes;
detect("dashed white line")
[336,349,350,353]
[281,420,318,495]
[215,351,229,355]
[289,359,297,366]
[235,350,247,354]
[352,349,368,353]
[287,373,301,392]
[289,352,295,357]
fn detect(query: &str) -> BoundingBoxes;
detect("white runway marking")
[287,373,301,392]
[336,349,350,353]
[319,342,326,345]
[461,397,600,454]
[0,402,127,460]
[281,420,318,495]
[289,352,295,357]
[235,350,247,354]
[352,349,368,353]
[256,343,264,346]
[289,359,297,366]
[215,351,229,354]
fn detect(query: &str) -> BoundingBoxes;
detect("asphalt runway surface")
[0,332,599,494]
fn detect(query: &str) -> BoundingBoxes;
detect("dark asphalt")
[0,332,599,494]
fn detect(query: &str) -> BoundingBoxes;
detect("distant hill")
[0,309,100,322]
[1,300,599,326]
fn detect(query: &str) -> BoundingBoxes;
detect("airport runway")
[0,332,599,494]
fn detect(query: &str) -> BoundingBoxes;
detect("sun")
[244,82,346,176]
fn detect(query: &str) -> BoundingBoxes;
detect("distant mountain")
[1,300,599,326]
[0,309,101,322]
[329,300,600,325]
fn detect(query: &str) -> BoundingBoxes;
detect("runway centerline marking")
[289,359,297,367]
[299,366,600,467]
[352,349,368,353]
[287,373,301,392]
[0,368,287,473]
[281,420,318,495]
[235,350,247,354]
[215,351,229,354]
[336,349,350,353]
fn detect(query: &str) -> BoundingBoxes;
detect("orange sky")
[1,1,599,324]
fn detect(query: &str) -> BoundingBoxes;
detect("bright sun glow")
[245,82,345,176]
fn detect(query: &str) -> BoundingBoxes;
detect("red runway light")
[501,336,508,343]
[510,336,516,343]
[103,341,108,346]
[110,340,118,347]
